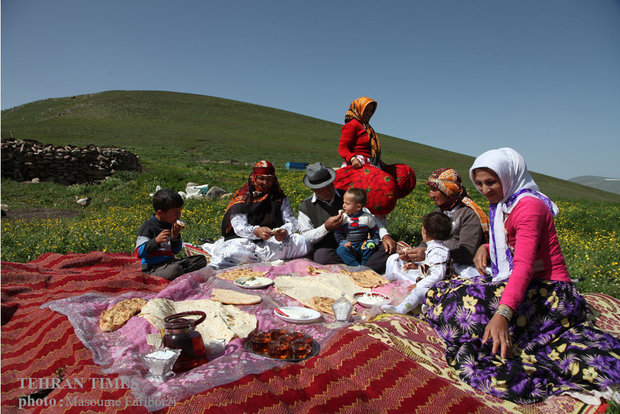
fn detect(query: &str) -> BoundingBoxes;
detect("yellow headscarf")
[345,97,380,164]
[427,168,490,240]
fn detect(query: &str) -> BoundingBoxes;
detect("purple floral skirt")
[424,276,620,403]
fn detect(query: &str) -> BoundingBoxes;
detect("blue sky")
[2,0,619,180]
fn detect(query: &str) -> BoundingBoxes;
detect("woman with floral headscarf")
[339,97,381,169]
[423,148,620,404]
[385,167,489,281]
[334,97,416,223]
[203,161,310,268]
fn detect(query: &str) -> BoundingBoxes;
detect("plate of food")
[273,306,322,324]
[353,292,391,308]
[234,276,274,289]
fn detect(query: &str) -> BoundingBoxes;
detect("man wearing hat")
[298,162,396,273]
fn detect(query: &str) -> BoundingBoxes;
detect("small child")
[335,188,381,266]
[382,212,452,314]
[135,188,206,280]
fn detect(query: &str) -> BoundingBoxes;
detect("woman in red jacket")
[339,97,381,168]
[335,97,416,222]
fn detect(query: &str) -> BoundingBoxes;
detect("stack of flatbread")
[308,296,337,315]
[210,288,262,305]
[138,298,257,343]
[217,268,266,281]
[274,272,370,315]
[340,269,389,288]
[99,298,147,332]
[306,265,329,275]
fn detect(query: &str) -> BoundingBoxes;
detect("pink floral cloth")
[43,258,405,411]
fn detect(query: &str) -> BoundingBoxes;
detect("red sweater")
[499,197,571,310]
[339,119,372,163]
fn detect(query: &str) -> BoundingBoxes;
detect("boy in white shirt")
[382,212,452,314]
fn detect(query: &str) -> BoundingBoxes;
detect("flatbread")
[309,296,336,315]
[99,298,147,332]
[210,288,262,305]
[138,298,257,343]
[274,272,369,310]
[341,269,389,288]
[306,265,329,275]
[217,268,266,281]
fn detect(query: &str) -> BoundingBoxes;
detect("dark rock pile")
[1,138,141,185]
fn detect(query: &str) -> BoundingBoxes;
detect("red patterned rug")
[1,252,616,413]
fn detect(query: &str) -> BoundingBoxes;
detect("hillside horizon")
[2,90,618,202]
[569,176,620,196]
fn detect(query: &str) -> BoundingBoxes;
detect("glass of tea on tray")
[278,332,295,343]
[268,340,290,359]
[250,331,271,354]
[269,329,287,340]
[290,331,306,340]
[291,339,312,359]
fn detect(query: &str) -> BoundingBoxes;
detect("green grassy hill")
[2,90,619,202]
[570,176,620,195]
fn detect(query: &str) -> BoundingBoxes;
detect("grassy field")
[1,91,619,300]
[3,90,619,202]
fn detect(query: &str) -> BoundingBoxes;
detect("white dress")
[203,198,310,269]
[383,240,449,313]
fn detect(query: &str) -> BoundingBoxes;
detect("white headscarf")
[469,148,558,282]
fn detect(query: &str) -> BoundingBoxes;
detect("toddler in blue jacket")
[335,188,381,266]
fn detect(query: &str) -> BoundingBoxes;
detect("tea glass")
[250,332,271,354]
[291,339,311,360]
[269,329,287,340]
[268,340,290,359]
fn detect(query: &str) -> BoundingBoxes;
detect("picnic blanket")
[1,252,618,413]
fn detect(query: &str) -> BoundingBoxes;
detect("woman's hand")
[254,226,273,240]
[273,228,288,242]
[482,313,513,359]
[407,247,426,263]
[350,157,363,169]
[474,244,489,275]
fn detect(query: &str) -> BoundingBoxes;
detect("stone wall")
[1,138,141,185]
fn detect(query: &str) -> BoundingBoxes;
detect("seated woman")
[424,148,620,404]
[385,168,489,281]
[203,160,310,269]
[334,97,416,223]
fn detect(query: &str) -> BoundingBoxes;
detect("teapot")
[163,311,208,373]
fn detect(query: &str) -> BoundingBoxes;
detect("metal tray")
[243,339,320,363]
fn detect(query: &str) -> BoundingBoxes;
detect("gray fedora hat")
[303,162,337,189]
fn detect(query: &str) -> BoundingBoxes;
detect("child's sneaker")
[381,304,403,314]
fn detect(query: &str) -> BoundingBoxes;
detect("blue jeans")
[336,243,375,266]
